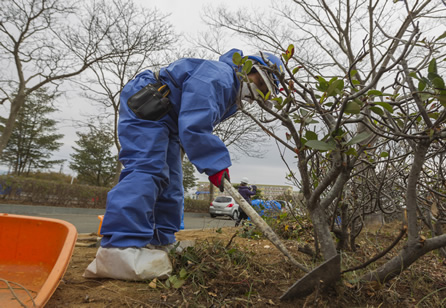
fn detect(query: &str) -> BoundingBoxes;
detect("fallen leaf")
[343,281,355,289]
[148,278,157,289]
[366,290,375,297]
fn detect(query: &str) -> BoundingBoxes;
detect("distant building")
[255,184,293,200]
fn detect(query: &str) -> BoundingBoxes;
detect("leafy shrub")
[0,175,108,208]
[184,197,209,213]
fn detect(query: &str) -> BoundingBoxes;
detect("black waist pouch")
[127,82,171,121]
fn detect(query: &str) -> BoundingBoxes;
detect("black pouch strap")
[127,75,172,121]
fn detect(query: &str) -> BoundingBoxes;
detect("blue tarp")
[251,199,282,217]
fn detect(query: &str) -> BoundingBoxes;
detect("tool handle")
[224,181,309,273]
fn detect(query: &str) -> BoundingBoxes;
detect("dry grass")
[47,221,446,307]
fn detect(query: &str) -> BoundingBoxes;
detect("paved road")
[0,204,236,233]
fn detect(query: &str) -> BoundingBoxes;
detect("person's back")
[236,177,257,226]
[238,185,256,205]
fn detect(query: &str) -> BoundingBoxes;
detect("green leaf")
[283,96,293,105]
[367,90,383,96]
[370,106,384,116]
[345,131,371,146]
[380,151,389,158]
[264,91,271,100]
[328,77,338,83]
[292,66,301,74]
[418,80,427,91]
[305,131,318,140]
[273,97,283,109]
[305,140,336,151]
[179,268,188,279]
[344,101,361,114]
[345,147,357,156]
[422,76,431,86]
[428,72,441,83]
[436,31,446,41]
[428,112,439,120]
[350,70,357,77]
[327,79,344,97]
[420,92,432,101]
[408,72,418,79]
[168,276,186,289]
[316,76,329,92]
[331,128,345,138]
[232,52,242,66]
[374,102,394,113]
[286,44,295,58]
[432,76,445,90]
[256,89,265,99]
[428,58,437,74]
[274,103,283,110]
[439,94,446,106]
[242,60,253,74]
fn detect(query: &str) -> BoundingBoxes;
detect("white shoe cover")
[83,247,172,280]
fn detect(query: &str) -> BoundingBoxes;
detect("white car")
[209,196,240,220]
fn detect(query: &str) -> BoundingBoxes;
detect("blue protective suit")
[100,49,242,248]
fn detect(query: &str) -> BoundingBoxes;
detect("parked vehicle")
[209,196,240,220]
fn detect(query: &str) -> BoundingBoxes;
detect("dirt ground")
[46,225,446,308]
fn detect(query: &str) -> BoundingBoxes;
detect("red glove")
[209,168,230,192]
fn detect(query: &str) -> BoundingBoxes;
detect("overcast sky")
[46,0,300,189]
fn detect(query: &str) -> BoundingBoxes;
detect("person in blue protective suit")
[236,177,257,226]
[84,49,284,281]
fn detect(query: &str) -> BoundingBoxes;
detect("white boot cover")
[83,247,172,280]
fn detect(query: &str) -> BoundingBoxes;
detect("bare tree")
[73,0,177,181]
[0,0,158,157]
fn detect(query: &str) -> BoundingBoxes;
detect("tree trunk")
[336,202,351,251]
[434,220,446,258]
[361,234,446,283]
[209,182,214,203]
[310,205,337,259]
[113,160,122,185]
[0,97,25,157]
